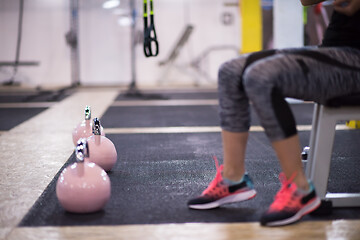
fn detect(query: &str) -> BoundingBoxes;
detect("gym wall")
[0,0,240,88]
[1,0,310,89]
[0,0,71,88]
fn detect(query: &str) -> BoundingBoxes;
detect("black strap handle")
[143,0,159,57]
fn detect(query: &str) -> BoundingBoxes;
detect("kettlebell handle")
[85,106,91,120]
[92,118,102,135]
[76,138,89,162]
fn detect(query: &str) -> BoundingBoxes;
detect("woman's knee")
[242,57,285,96]
[242,63,270,96]
[218,57,246,88]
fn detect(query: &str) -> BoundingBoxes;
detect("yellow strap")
[240,0,262,53]
[144,0,148,17]
[150,0,154,15]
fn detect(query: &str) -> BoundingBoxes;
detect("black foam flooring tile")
[0,90,73,103]
[101,105,220,128]
[328,129,360,193]
[20,130,360,227]
[0,108,47,130]
[100,104,314,128]
[116,91,218,101]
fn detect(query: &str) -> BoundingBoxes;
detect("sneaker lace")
[269,172,298,211]
[202,156,223,195]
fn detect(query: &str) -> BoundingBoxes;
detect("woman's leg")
[187,50,277,209]
[217,56,249,181]
[221,130,248,181]
[242,47,360,188]
[242,47,360,226]
[218,50,277,181]
[272,135,309,190]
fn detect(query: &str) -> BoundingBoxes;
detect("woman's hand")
[333,0,360,16]
[300,0,325,6]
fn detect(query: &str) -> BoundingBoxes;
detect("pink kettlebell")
[87,118,117,172]
[56,139,111,213]
[72,106,104,146]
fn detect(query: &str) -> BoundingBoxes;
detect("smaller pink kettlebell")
[87,118,117,172]
[72,106,104,146]
[56,139,111,213]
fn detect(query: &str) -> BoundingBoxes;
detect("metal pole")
[14,0,24,74]
[5,0,24,85]
[128,0,137,92]
[70,0,80,86]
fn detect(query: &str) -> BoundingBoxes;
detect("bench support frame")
[306,104,360,207]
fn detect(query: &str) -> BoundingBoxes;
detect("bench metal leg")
[306,104,360,207]
[305,103,320,179]
[326,193,360,207]
[308,105,337,199]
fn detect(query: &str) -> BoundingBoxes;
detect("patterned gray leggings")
[218,46,360,141]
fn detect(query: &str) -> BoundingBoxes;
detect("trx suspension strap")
[143,0,159,57]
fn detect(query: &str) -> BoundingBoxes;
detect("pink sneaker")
[187,156,257,210]
[260,172,321,226]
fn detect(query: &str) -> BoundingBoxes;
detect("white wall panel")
[273,0,304,49]
[0,0,71,88]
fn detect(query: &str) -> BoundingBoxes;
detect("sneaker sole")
[265,196,321,227]
[188,189,257,210]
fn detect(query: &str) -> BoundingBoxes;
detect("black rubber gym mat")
[116,91,218,101]
[100,104,314,128]
[0,108,47,130]
[0,90,74,130]
[101,105,220,128]
[19,131,360,227]
[0,90,72,103]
